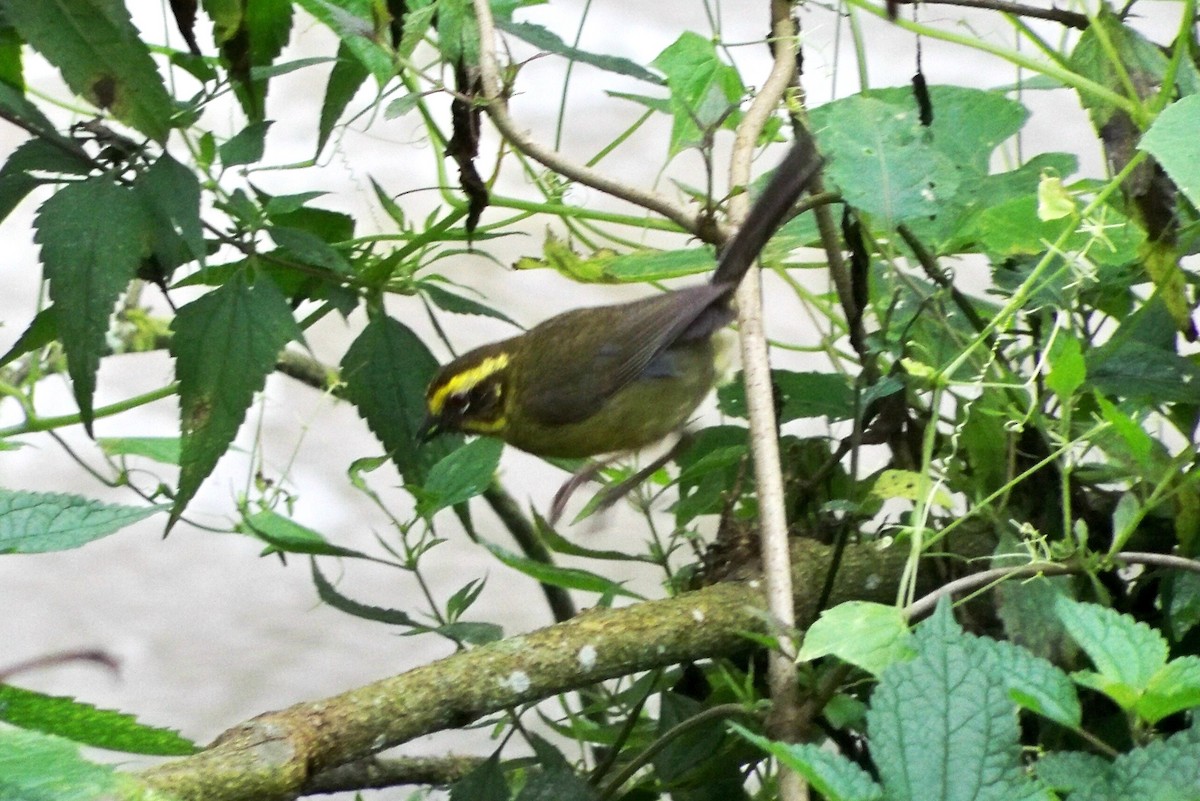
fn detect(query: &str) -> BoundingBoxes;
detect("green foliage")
[2,0,1200,798]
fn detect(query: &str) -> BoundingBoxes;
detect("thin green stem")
[0,383,179,438]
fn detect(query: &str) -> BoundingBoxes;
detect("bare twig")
[728,4,809,800]
[890,0,1090,29]
[470,0,703,236]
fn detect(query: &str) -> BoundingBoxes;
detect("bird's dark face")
[420,349,511,441]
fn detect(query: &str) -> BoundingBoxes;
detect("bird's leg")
[589,432,693,518]
[548,457,614,526]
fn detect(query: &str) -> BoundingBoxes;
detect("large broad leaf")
[3,0,176,141]
[134,152,205,267]
[867,601,1052,801]
[0,728,126,801]
[35,177,151,432]
[168,270,301,527]
[1070,726,1200,801]
[1139,93,1200,210]
[0,488,160,554]
[0,138,93,225]
[0,684,195,755]
[340,313,455,484]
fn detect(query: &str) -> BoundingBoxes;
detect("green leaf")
[422,282,520,326]
[496,19,662,85]
[449,755,509,801]
[220,120,273,167]
[239,509,374,560]
[797,601,915,676]
[0,306,57,369]
[0,81,66,143]
[867,600,1052,801]
[0,138,92,225]
[1055,597,1167,708]
[732,724,883,801]
[991,638,1081,728]
[651,32,745,156]
[1137,656,1200,725]
[1037,751,1114,794]
[168,270,302,526]
[1140,94,1200,209]
[97,436,181,465]
[1166,571,1200,640]
[810,93,964,226]
[0,727,128,801]
[0,488,159,554]
[317,41,370,157]
[417,437,503,517]
[3,0,176,141]
[996,573,1078,664]
[297,0,393,86]
[134,152,205,266]
[1087,336,1200,405]
[269,225,352,273]
[0,685,195,755]
[427,620,504,646]
[1071,725,1200,801]
[481,540,641,600]
[311,558,420,627]
[340,313,454,484]
[1046,333,1086,399]
[35,177,151,432]
[718,370,856,423]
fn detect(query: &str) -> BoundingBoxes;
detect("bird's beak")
[416,414,440,444]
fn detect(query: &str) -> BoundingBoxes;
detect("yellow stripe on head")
[428,352,511,416]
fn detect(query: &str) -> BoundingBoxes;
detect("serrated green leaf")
[996,573,1078,664]
[0,138,92,224]
[317,41,370,156]
[481,540,641,599]
[311,558,420,626]
[797,601,915,676]
[0,306,57,369]
[340,313,454,484]
[3,0,176,141]
[269,225,351,273]
[1087,336,1200,404]
[449,754,509,801]
[651,32,744,157]
[1036,751,1114,794]
[297,0,393,86]
[426,620,504,646]
[0,488,159,554]
[220,120,272,167]
[35,177,151,432]
[97,436,181,465]
[1055,597,1167,703]
[134,152,205,266]
[0,727,126,801]
[991,638,1081,728]
[1137,656,1200,725]
[1140,94,1200,209]
[868,604,1052,801]
[416,437,502,517]
[732,724,883,801]
[422,282,519,326]
[0,684,195,755]
[1071,725,1200,801]
[1166,571,1200,640]
[168,270,301,526]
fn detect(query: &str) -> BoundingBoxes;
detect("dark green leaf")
[513,766,598,801]
[311,558,420,626]
[0,727,123,801]
[168,270,302,526]
[1071,725,1200,801]
[0,306,56,368]
[496,19,662,85]
[220,120,273,167]
[296,0,393,86]
[446,577,486,620]
[0,685,195,755]
[269,225,352,273]
[1087,337,1200,405]
[481,540,641,599]
[449,755,509,801]
[417,438,503,517]
[732,724,883,801]
[534,511,644,562]
[718,370,856,422]
[996,573,1078,665]
[340,313,455,484]
[1166,571,1200,640]
[0,138,92,224]
[1036,751,1113,794]
[0,81,65,142]
[97,436,181,465]
[3,0,176,140]
[317,41,370,157]
[35,177,150,431]
[0,488,159,554]
[135,152,205,265]
[422,282,519,326]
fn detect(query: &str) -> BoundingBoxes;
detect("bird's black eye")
[467,382,502,419]
[444,392,470,415]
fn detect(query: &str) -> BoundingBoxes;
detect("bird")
[419,139,822,515]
